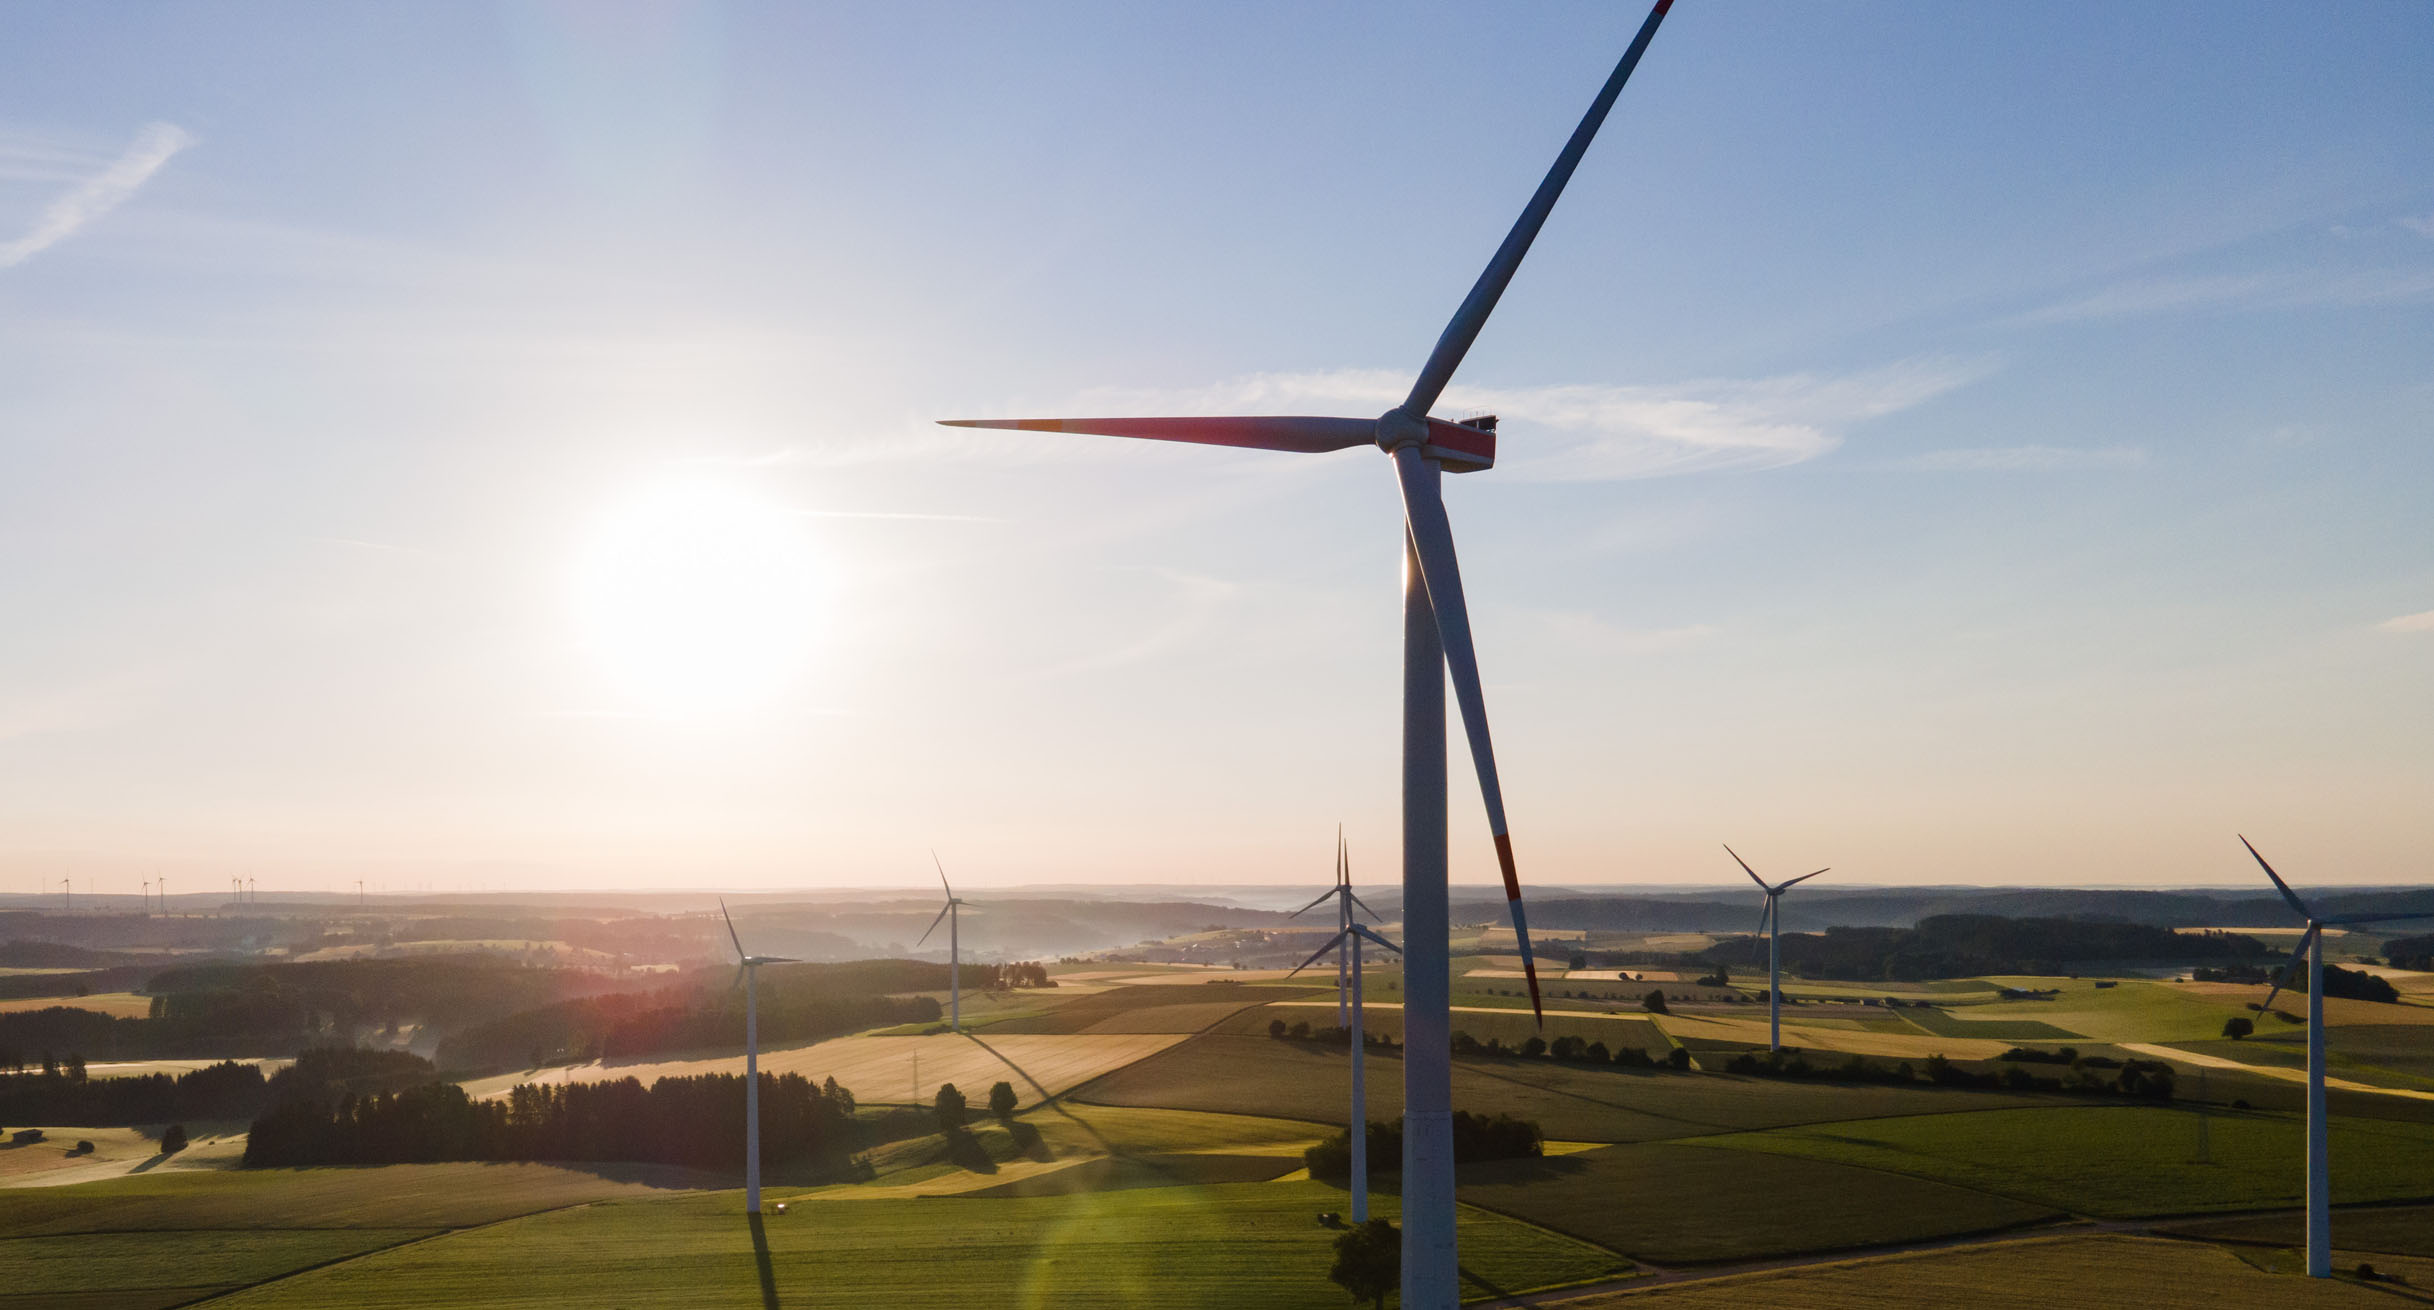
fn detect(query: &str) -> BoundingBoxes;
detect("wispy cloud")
[1893,445,2148,473]
[2014,266,2434,325]
[1029,356,1993,483]
[2398,214,2434,239]
[0,122,193,268]
[2379,609,2434,634]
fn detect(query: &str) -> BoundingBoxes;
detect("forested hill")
[1694,915,2271,982]
[1459,886,2434,933]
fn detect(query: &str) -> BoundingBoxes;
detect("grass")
[2160,1203,2434,1258]
[1953,979,2261,1044]
[202,1182,1628,1309]
[0,1162,709,1237]
[1558,1233,2424,1309]
[1455,1141,2055,1264]
[2174,1026,2434,1092]
[0,1228,437,1301]
[1894,1006,2081,1041]
[1072,1034,2051,1142]
[984,983,1320,1037]
[1691,1103,2434,1218]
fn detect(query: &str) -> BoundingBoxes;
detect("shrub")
[987,1081,1017,1121]
[1519,1036,1547,1059]
[1329,1219,1400,1308]
[1268,1018,1288,1039]
[1612,1045,1653,1068]
[2221,1017,2253,1041]
[160,1124,188,1153]
[1642,990,1669,1015]
[1666,1047,1690,1071]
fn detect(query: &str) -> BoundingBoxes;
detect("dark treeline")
[1303,1112,1542,1182]
[0,957,647,1061]
[1724,1047,2176,1100]
[0,1060,265,1125]
[244,1071,860,1172]
[2384,935,2434,972]
[0,1045,433,1127]
[434,960,946,1072]
[0,940,143,969]
[1697,915,2270,982]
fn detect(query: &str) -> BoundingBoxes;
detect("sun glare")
[572,476,825,717]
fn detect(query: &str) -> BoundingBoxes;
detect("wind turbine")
[2239,836,2434,1278]
[1291,824,1387,1027]
[721,900,799,1216]
[1288,831,1402,1223]
[917,852,966,1033]
[940,7,1677,1298]
[1725,845,1828,1052]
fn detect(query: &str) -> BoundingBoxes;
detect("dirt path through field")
[2121,1043,2434,1102]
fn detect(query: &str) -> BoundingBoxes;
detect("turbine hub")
[1374,408,1429,453]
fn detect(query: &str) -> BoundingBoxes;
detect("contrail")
[0,122,193,268]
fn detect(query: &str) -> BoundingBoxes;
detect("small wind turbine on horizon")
[1727,845,1827,1053]
[1288,831,1402,1224]
[917,852,967,1033]
[2239,836,2434,1279]
[1290,824,1389,1027]
[721,899,799,1217]
[943,4,1680,1297]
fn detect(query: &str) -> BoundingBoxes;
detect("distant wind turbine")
[2239,836,2434,1279]
[918,853,966,1032]
[1288,831,1402,1223]
[721,900,799,1216]
[1727,845,1828,1052]
[942,6,1680,1297]
[1290,824,1388,1027]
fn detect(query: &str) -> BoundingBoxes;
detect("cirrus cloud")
[0,122,194,269]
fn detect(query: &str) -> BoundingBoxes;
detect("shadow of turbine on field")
[747,1212,779,1310]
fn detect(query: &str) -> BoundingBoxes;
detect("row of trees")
[244,1071,862,1170]
[434,988,939,1072]
[1698,915,2271,982]
[0,1059,264,1125]
[1717,1047,2176,1100]
[1302,1111,1542,1182]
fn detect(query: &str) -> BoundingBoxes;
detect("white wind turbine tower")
[943,7,1679,1299]
[1726,845,1827,1053]
[1288,831,1402,1223]
[721,900,798,1216]
[1290,824,1388,1026]
[2239,836,2434,1278]
[918,852,967,1033]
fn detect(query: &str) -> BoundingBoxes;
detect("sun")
[571,476,825,717]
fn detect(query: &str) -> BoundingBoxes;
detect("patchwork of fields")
[5,965,2433,1306]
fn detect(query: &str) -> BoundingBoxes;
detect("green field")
[984,984,1320,1036]
[0,1163,701,1238]
[197,1183,1627,1309]
[1563,1233,2429,1309]
[2173,1027,2434,1092]
[1692,1103,2434,1217]
[1953,979,2256,1043]
[2160,1203,2434,1258]
[1894,1006,2081,1041]
[1074,1034,2051,1142]
[0,1227,438,1306]
[1455,1141,2056,1263]
[1212,1001,1670,1057]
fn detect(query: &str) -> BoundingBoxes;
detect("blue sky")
[3,2,2430,893]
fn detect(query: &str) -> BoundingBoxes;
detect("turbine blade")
[1288,887,1337,919]
[1352,923,1404,956]
[1287,931,1349,979]
[1347,889,1386,923]
[1724,844,1766,890]
[2257,925,2318,1018]
[2239,835,2312,918]
[1393,446,1542,1024]
[937,415,1375,455]
[917,902,952,946]
[720,899,746,961]
[933,849,952,900]
[757,955,801,964]
[1779,869,1829,891]
[1753,899,1772,961]
[1399,0,1677,417]
[731,963,747,992]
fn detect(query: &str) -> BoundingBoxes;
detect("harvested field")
[1546,1233,2423,1309]
[1655,1012,2015,1060]
[1457,1141,2055,1263]
[2160,1203,2434,1257]
[983,983,1314,1036]
[458,1032,1185,1109]
[0,992,153,1018]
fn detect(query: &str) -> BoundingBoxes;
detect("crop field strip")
[1539,1233,2434,1308]
[1686,1103,2434,1218]
[191,1182,1631,1309]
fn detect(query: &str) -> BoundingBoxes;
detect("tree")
[933,1083,967,1131]
[1269,1018,1289,1039]
[2221,1016,2254,1041]
[1642,990,1669,1015]
[1666,1047,1691,1071]
[1519,1036,1547,1058]
[160,1124,188,1153]
[1327,1219,1400,1308]
[987,1080,1017,1121]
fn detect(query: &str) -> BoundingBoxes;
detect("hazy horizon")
[5,4,2430,892]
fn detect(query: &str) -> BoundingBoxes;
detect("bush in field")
[987,1081,1017,1121]
[1666,1047,1690,1071]
[1519,1036,1547,1058]
[1328,1219,1399,1309]
[2222,1016,2253,1040]
[160,1124,187,1152]
[1642,990,1669,1015]
[1303,1112,1541,1182]
[1269,1019,1288,1039]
